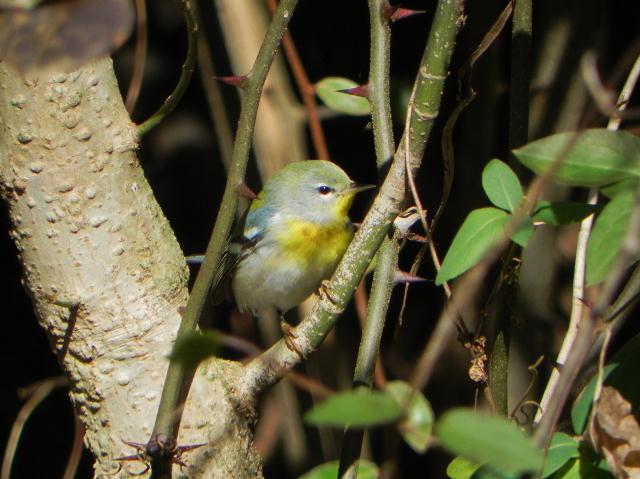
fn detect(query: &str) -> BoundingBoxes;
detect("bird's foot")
[280,321,304,360]
[317,280,340,306]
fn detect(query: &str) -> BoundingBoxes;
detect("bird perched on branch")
[230,160,372,314]
[219,160,373,348]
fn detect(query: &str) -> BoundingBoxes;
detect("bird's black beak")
[345,183,376,195]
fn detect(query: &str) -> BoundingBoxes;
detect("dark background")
[1,0,639,477]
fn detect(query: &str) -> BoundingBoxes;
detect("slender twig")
[534,188,597,424]
[354,282,388,387]
[489,0,532,417]
[339,237,399,476]
[534,50,640,426]
[338,0,396,473]
[1,376,67,479]
[508,0,532,154]
[265,0,330,160]
[434,0,513,230]
[137,0,197,136]
[125,0,148,114]
[239,0,467,397]
[61,414,85,479]
[194,3,234,168]
[533,51,640,448]
[367,0,395,173]
[592,326,612,405]
[148,1,299,476]
[608,49,640,130]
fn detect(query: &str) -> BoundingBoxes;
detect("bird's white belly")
[231,242,333,314]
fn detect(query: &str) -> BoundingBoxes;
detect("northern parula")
[227,160,372,318]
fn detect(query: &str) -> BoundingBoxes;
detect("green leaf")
[304,387,402,427]
[571,333,640,434]
[315,77,370,116]
[474,470,518,479]
[436,208,509,285]
[482,159,523,212]
[571,364,617,435]
[532,201,601,225]
[435,409,544,475]
[169,330,220,368]
[298,460,378,479]
[386,381,434,453]
[586,190,635,285]
[552,458,581,479]
[511,220,535,247]
[513,129,640,187]
[447,457,482,479]
[601,177,639,198]
[542,432,580,477]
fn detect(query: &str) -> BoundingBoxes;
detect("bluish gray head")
[257,160,366,224]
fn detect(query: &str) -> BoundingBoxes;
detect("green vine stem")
[137,0,197,136]
[239,0,466,398]
[490,0,532,416]
[508,0,532,153]
[148,0,299,475]
[338,0,396,473]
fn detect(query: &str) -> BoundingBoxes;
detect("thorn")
[382,3,426,23]
[338,84,370,98]
[576,297,593,309]
[215,74,248,87]
[237,182,257,200]
[405,232,428,243]
[390,7,426,22]
[394,270,427,285]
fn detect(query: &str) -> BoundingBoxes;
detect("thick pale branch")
[0,59,259,478]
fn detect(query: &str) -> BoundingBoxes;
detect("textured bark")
[0,58,261,478]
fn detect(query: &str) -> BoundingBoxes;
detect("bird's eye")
[317,185,333,195]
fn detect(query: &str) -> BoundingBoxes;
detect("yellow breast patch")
[275,218,353,268]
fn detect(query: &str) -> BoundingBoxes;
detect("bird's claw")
[318,280,339,306]
[280,321,304,360]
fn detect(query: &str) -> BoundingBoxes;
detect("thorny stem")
[265,0,330,161]
[401,2,513,341]
[137,0,197,136]
[337,0,396,474]
[239,0,466,397]
[148,0,299,476]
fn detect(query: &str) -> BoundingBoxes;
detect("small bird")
[226,160,372,325]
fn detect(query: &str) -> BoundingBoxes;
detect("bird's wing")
[211,202,275,304]
[211,222,265,304]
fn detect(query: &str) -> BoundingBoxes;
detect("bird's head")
[258,160,374,224]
